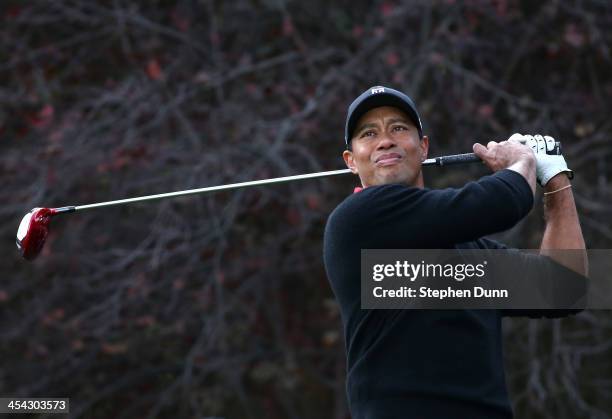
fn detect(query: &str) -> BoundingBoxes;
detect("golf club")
[16,143,563,261]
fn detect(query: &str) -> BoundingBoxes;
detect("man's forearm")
[540,174,588,275]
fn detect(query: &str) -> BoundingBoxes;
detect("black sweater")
[323,170,564,419]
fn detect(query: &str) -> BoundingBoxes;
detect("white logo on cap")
[371,87,385,94]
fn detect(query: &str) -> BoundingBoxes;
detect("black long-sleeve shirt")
[323,169,583,419]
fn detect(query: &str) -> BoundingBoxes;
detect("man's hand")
[473,139,535,172]
[473,137,537,195]
[508,133,573,186]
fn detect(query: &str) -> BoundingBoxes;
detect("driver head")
[16,208,56,260]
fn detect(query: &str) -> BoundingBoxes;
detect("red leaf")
[72,339,84,351]
[429,52,444,64]
[283,16,294,36]
[565,24,585,48]
[386,52,399,66]
[134,315,156,327]
[36,344,49,357]
[40,104,54,119]
[101,342,128,355]
[210,31,220,46]
[496,0,508,17]
[27,104,54,129]
[174,320,185,334]
[216,271,226,284]
[53,308,65,319]
[5,6,22,18]
[478,104,493,118]
[41,308,64,326]
[146,59,163,80]
[246,83,259,95]
[546,43,560,60]
[306,194,320,210]
[46,168,57,186]
[171,9,190,32]
[380,1,394,17]
[286,208,301,225]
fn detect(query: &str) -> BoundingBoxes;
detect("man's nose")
[376,135,395,150]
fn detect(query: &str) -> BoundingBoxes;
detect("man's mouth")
[375,153,403,166]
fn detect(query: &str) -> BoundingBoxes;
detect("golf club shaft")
[72,169,352,212]
[55,151,483,213]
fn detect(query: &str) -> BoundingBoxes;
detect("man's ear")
[420,135,430,161]
[343,149,358,174]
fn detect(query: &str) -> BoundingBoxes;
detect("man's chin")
[375,170,416,186]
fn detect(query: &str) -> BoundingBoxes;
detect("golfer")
[323,86,587,418]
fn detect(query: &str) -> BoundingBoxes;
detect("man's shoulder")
[329,184,425,214]
[326,184,422,230]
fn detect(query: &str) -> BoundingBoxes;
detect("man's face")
[343,106,429,188]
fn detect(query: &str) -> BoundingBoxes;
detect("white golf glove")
[508,133,573,186]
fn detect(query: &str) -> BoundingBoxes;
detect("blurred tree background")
[1,0,611,418]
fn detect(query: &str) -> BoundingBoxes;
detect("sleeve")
[345,169,534,248]
[481,239,588,319]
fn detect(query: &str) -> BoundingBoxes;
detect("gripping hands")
[508,133,573,186]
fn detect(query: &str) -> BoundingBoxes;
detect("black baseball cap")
[344,86,423,148]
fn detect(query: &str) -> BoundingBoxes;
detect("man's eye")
[392,125,408,132]
[361,131,376,138]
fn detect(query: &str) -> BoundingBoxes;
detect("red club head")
[16,207,57,261]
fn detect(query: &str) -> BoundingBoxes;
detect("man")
[323,86,587,418]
